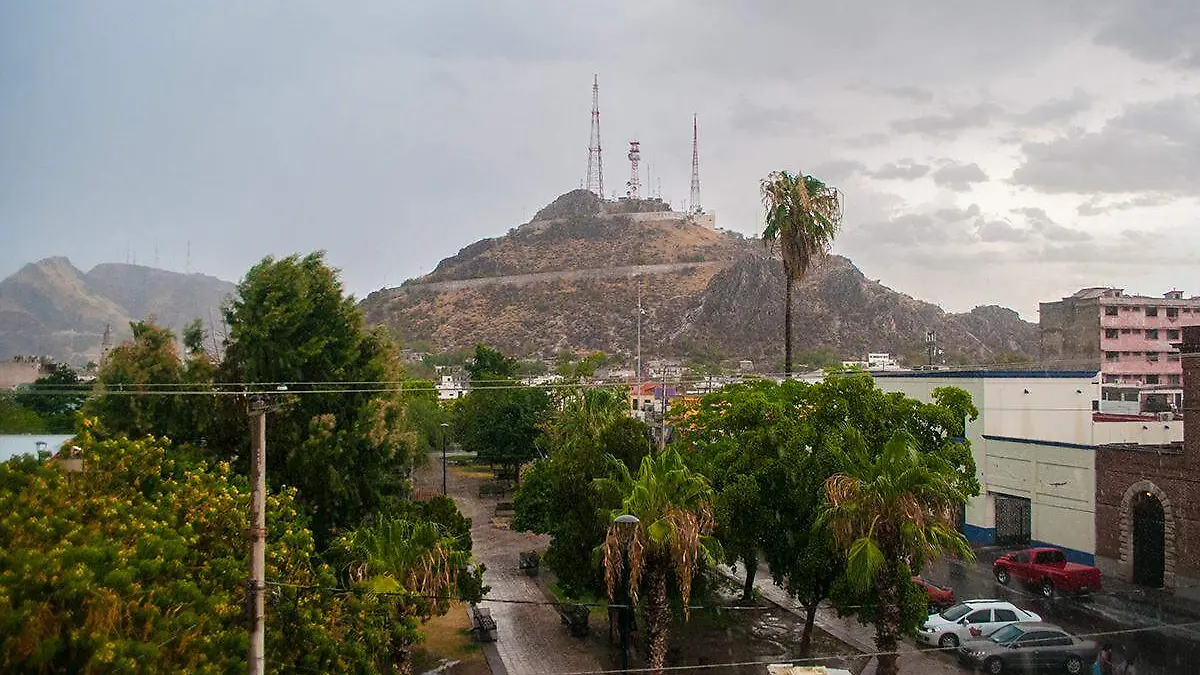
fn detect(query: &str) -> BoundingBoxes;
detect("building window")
[1185,308,1193,313]
[1103,374,1120,383]
[1148,352,1160,362]
[1168,329,1180,340]
[1146,375,1160,384]
[1105,328,1119,339]
[1147,329,1159,339]
[1104,305,1118,316]
[1121,328,1133,334]
[1169,375,1182,385]
[1167,307,1179,319]
[1168,352,1180,361]
[1105,351,1120,361]
[1146,306,1158,317]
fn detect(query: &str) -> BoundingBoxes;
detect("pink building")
[1040,288,1200,413]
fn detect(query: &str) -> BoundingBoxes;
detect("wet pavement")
[922,547,1200,675]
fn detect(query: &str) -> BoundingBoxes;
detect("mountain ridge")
[362,190,1038,365]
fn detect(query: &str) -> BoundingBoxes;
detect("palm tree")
[760,171,844,375]
[600,450,721,675]
[821,429,972,675]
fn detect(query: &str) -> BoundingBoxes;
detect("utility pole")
[440,422,450,496]
[247,397,267,675]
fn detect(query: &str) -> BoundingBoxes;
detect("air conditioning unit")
[1157,412,1173,422]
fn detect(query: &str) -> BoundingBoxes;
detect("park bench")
[470,604,497,642]
[519,551,541,577]
[559,603,590,638]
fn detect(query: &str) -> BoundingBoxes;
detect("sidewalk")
[721,564,961,675]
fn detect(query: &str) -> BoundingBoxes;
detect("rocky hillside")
[0,258,235,363]
[361,191,1038,366]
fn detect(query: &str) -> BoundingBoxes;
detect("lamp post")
[614,514,640,674]
[440,422,451,496]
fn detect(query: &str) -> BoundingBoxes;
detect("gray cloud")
[866,159,930,180]
[1014,88,1094,124]
[934,203,982,221]
[976,219,1029,242]
[843,132,891,148]
[931,161,989,191]
[1094,2,1200,69]
[1012,95,1200,194]
[891,103,1003,138]
[810,159,867,183]
[729,101,828,136]
[878,85,935,103]
[1077,194,1173,216]
[1011,206,1091,241]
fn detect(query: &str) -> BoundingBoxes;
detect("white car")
[916,599,1041,649]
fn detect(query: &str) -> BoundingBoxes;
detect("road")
[922,549,1200,675]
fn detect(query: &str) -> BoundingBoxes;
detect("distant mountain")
[0,257,235,364]
[361,190,1038,367]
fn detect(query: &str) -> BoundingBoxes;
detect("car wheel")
[1066,656,1083,674]
[985,656,1004,675]
[996,568,1010,585]
[938,633,959,649]
[1041,578,1055,598]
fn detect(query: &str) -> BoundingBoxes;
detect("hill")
[361,191,1038,367]
[0,258,235,364]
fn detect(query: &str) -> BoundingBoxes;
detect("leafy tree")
[601,450,721,675]
[400,378,450,455]
[15,364,87,432]
[512,388,636,597]
[0,432,408,673]
[0,395,46,433]
[760,171,844,374]
[821,430,974,675]
[453,384,550,477]
[222,253,420,545]
[85,321,223,447]
[683,375,979,656]
[464,344,516,382]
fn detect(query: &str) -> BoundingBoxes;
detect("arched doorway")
[1132,492,1165,588]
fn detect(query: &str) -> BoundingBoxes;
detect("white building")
[872,369,1183,565]
[435,374,467,400]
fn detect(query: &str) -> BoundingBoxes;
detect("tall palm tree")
[821,429,972,675]
[760,171,844,375]
[600,450,721,675]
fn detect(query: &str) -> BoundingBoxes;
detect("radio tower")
[585,75,604,198]
[626,140,641,199]
[689,114,702,214]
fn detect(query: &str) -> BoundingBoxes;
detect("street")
[922,548,1200,675]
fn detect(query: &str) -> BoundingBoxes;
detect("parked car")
[956,621,1096,674]
[912,575,955,611]
[917,599,1041,649]
[993,547,1102,598]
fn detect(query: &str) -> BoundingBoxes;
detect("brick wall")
[1094,325,1200,585]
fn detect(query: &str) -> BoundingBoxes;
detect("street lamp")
[614,514,640,673]
[440,422,451,496]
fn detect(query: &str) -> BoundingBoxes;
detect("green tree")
[512,388,641,597]
[601,450,721,675]
[0,395,46,433]
[453,384,550,478]
[821,430,974,675]
[222,253,419,544]
[0,431,404,673]
[15,364,87,432]
[760,171,844,374]
[464,344,516,382]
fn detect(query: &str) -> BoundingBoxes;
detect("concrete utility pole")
[247,397,267,675]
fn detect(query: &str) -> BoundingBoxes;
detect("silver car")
[956,621,1097,674]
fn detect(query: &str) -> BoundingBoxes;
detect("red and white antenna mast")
[586,75,604,198]
[689,114,702,214]
[626,140,641,199]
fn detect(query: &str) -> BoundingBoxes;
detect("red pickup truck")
[993,547,1102,598]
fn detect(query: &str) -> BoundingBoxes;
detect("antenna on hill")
[690,114,702,214]
[585,75,604,198]
[626,140,641,199]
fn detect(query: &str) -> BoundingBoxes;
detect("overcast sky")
[3,1,1199,319]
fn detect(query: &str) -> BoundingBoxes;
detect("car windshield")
[988,624,1025,644]
[939,604,972,621]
